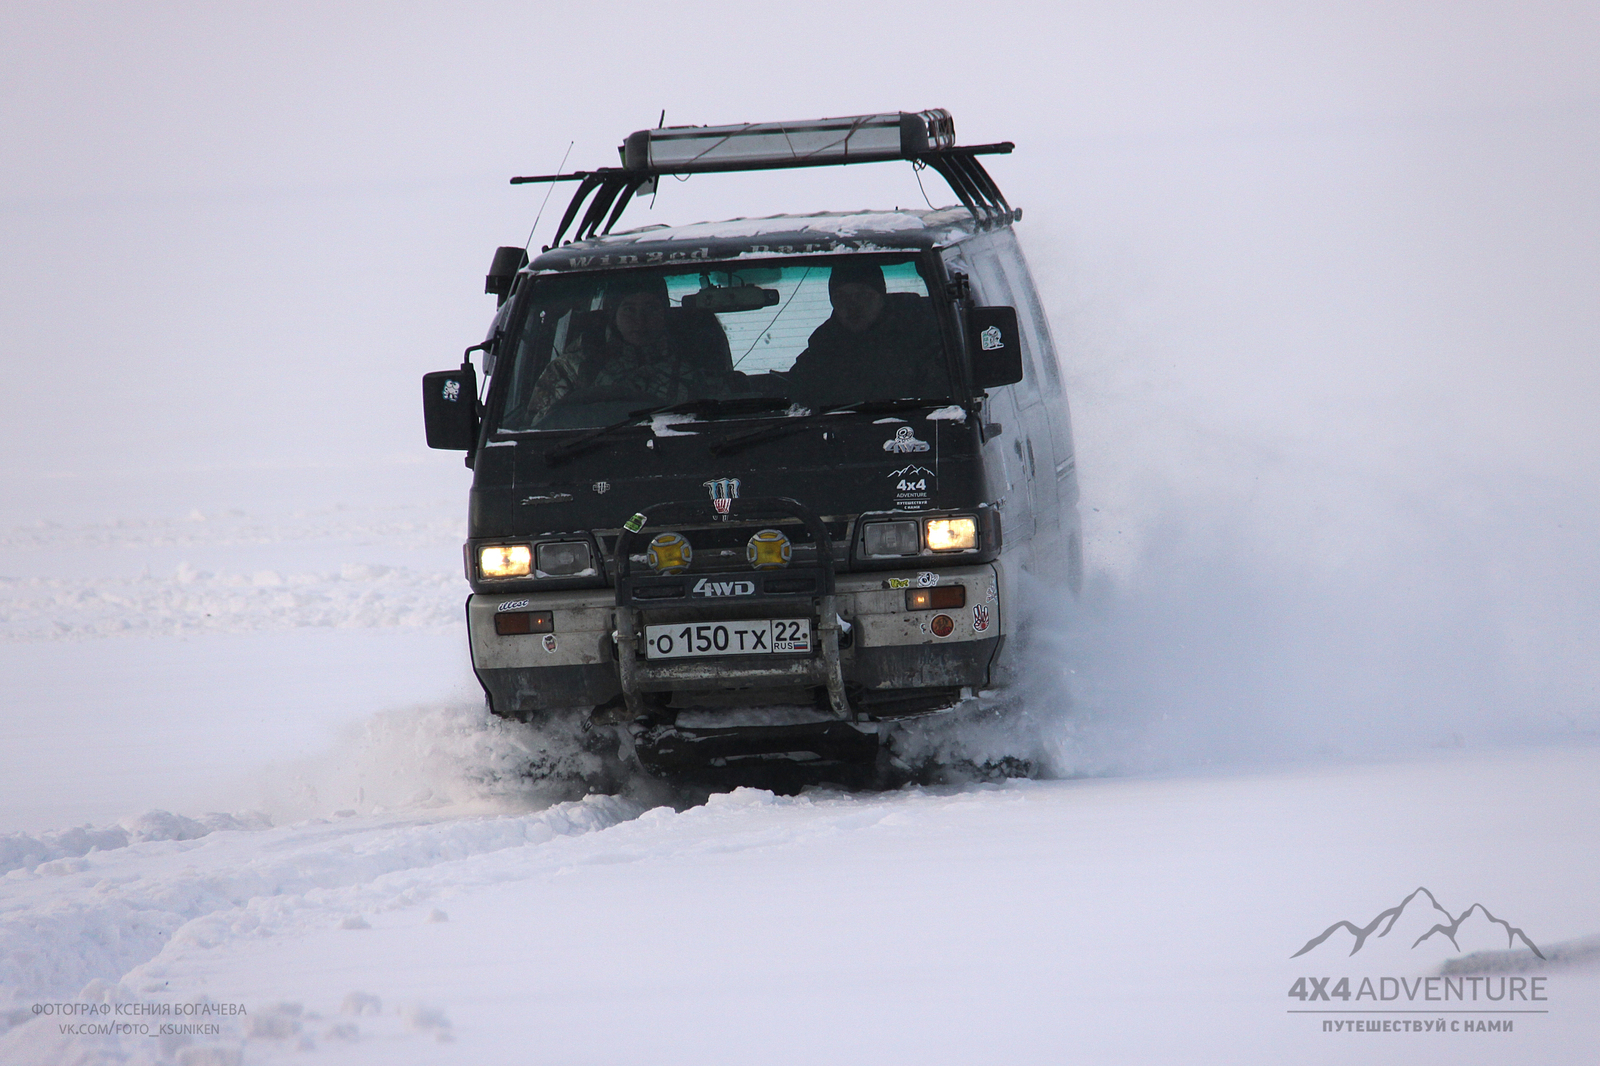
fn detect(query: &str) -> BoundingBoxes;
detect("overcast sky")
[4,0,1595,479]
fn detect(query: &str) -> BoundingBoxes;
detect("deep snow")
[1,466,1595,1065]
[3,745,1597,1065]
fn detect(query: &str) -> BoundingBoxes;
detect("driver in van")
[525,274,736,422]
[783,261,948,407]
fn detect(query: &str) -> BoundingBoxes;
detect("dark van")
[424,110,1081,778]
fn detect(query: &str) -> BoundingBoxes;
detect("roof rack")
[512,110,1016,249]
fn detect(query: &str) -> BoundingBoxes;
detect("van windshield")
[495,256,953,431]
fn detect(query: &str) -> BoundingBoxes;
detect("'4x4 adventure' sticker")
[889,464,935,510]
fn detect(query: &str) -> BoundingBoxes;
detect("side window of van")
[969,246,1044,409]
[996,246,1065,397]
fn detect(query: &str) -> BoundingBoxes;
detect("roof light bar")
[511,108,1017,248]
[620,110,956,175]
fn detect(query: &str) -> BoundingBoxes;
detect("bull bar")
[611,497,850,719]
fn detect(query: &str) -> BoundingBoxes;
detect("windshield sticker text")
[564,249,712,267]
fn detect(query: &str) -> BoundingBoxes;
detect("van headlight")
[479,543,533,579]
[536,540,593,577]
[860,520,920,557]
[924,516,978,552]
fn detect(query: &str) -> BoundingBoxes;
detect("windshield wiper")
[708,398,952,458]
[543,396,793,467]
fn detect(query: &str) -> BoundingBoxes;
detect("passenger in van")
[784,261,948,407]
[524,274,737,422]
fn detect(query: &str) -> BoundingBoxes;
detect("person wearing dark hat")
[524,273,735,421]
[784,261,949,407]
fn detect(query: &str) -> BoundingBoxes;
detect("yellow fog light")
[647,532,693,575]
[924,516,978,552]
[479,543,532,579]
[746,529,793,570]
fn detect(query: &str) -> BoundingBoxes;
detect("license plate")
[644,619,812,659]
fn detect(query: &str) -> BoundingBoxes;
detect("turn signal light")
[495,610,553,636]
[907,585,966,611]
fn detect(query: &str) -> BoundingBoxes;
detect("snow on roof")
[600,209,960,243]
[530,207,982,271]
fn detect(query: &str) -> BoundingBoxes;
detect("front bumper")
[468,562,1004,720]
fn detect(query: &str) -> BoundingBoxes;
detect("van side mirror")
[968,305,1023,389]
[422,363,479,450]
[485,246,529,305]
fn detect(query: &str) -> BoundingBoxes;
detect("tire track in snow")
[0,564,461,642]
[0,796,645,1006]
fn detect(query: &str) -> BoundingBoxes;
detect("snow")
[648,413,699,437]
[2,741,1595,1064]
[598,210,940,246]
[0,492,463,642]
[0,793,643,1008]
[0,467,1594,1064]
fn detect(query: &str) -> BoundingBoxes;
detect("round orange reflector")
[646,532,692,575]
[746,528,793,570]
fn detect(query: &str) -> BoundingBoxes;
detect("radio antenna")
[649,111,665,208]
[524,140,574,251]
